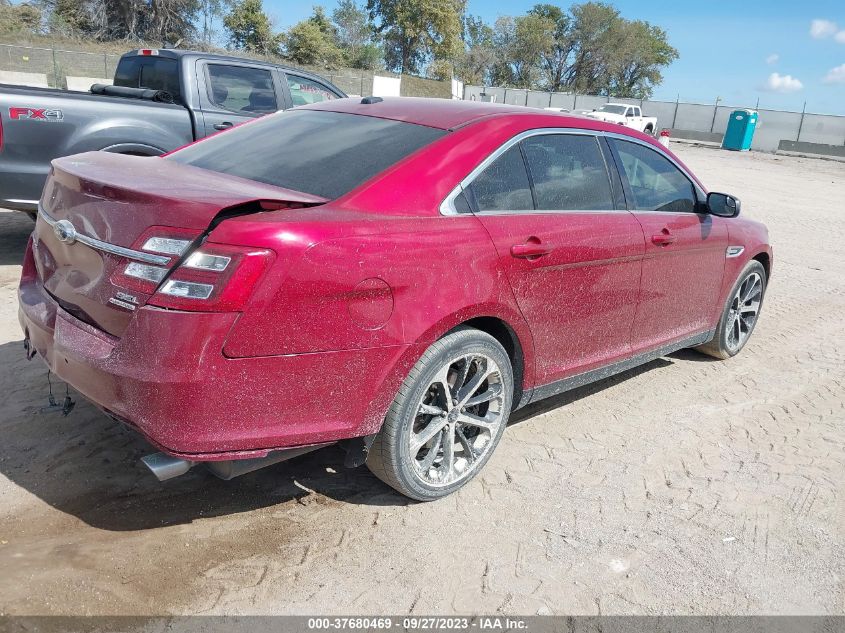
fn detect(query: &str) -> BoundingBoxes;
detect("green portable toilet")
[722,109,758,151]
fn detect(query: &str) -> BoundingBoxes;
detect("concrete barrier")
[0,71,49,88]
[778,140,845,160]
[66,76,111,92]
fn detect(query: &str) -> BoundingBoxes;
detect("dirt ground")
[0,144,843,616]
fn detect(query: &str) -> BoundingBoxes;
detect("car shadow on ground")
[0,210,34,265]
[0,333,678,531]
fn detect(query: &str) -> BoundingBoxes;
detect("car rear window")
[167,110,447,199]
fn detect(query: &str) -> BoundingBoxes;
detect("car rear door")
[461,131,645,390]
[608,136,729,352]
[194,59,286,137]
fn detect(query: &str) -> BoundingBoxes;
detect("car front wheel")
[367,327,513,501]
[698,260,767,359]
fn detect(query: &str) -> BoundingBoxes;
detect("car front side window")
[207,64,277,114]
[612,139,697,213]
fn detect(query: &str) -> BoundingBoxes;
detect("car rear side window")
[612,139,697,213]
[207,64,277,114]
[521,134,614,211]
[167,110,446,199]
[114,56,182,102]
[469,145,533,212]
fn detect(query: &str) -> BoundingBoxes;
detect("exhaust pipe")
[141,443,331,482]
[140,452,195,481]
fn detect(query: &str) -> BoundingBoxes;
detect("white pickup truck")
[585,103,657,135]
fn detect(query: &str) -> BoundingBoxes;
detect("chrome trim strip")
[726,245,745,258]
[439,127,705,216]
[38,207,172,266]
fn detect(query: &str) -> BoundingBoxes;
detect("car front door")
[462,131,645,390]
[195,61,284,137]
[608,137,729,352]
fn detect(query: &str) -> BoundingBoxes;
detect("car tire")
[366,326,514,501]
[698,260,767,359]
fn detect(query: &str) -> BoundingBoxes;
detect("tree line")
[2,0,678,98]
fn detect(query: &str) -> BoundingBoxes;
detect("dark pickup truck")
[0,48,346,214]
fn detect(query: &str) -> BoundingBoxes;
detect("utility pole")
[797,101,806,141]
[709,96,722,133]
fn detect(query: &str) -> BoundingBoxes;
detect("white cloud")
[823,64,845,83]
[810,19,838,39]
[836,30,845,43]
[765,53,779,64]
[763,72,803,93]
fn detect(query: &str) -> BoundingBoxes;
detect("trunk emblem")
[53,220,77,245]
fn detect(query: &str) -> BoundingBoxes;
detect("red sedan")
[18,97,771,500]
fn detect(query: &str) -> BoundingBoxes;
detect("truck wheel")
[644,125,654,135]
[697,260,767,359]
[367,327,513,501]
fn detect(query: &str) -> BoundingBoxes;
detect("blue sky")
[261,0,845,114]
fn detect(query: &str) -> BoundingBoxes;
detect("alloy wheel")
[726,271,763,351]
[408,353,506,487]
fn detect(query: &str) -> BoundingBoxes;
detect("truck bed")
[0,84,195,212]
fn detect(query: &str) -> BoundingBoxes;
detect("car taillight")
[110,227,201,294]
[148,243,274,312]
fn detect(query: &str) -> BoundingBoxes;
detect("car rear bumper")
[18,276,409,460]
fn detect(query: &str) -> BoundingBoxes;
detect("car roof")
[120,49,339,86]
[300,96,610,131]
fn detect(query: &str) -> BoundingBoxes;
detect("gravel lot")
[0,144,843,616]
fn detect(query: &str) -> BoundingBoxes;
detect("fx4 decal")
[9,107,64,121]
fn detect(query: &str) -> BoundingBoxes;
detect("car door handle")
[213,122,234,130]
[511,241,552,259]
[651,229,676,246]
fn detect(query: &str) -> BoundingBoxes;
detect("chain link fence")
[0,43,452,99]
[464,85,845,153]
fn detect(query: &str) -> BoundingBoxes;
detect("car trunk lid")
[33,152,327,337]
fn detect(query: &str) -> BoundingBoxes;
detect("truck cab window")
[114,56,182,102]
[207,64,277,114]
[287,76,338,106]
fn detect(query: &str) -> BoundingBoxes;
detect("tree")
[490,13,554,88]
[367,0,464,74]
[604,20,677,98]
[283,9,343,68]
[198,0,234,46]
[333,0,383,69]
[527,3,573,91]
[0,1,41,35]
[453,13,496,85]
[471,2,677,97]
[224,0,276,53]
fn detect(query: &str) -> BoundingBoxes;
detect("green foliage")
[223,0,277,53]
[0,2,42,35]
[333,0,383,69]
[32,0,199,44]
[480,2,677,97]
[283,10,343,68]
[367,0,464,74]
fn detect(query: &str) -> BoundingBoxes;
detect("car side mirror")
[707,192,741,218]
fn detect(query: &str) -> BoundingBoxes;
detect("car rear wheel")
[367,327,513,501]
[698,260,766,359]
